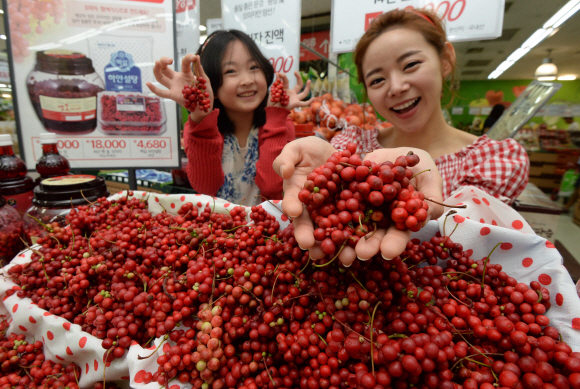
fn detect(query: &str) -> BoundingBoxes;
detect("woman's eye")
[369,77,384,86]
[404,61,420,70]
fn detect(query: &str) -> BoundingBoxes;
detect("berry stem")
[370,301,381,376]
[312,239,348,268]
[411,169,431,180]
[425,198,467,209]
[137,334,169,360]
[348,271,370,294]
[481,241,502,292]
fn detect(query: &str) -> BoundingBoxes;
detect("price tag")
[130,138,172,159]
[83,139,128,159]
[116,96,146,112]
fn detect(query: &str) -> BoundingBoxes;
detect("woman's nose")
[388,73,409,97]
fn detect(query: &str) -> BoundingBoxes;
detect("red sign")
[176,0,195,13]
[299,30,330,62]
[364,11,383,31]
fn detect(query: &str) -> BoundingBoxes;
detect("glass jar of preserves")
[0,195,25,265]
[24,174,109,243]
[27,50,105,135]
[0,134,35,214]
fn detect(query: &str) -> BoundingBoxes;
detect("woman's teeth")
[392,98,419,112]
[239,92,256,97]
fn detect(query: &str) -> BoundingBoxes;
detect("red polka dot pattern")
[522,258,533,267]
[473,198,481,205]
[224,203,230,207]
[55,355,64,361]
[512,220,524,230]
[63,322,71,331]
[85,363,89,375]
[538,274,552,285]
[47,331,54,340]
[66,347,73,355]
[170,385,180,389]
[480,218,485,223]
[94,359,98,371]
[546,241,555,248]
[155,197,159,202]
[482,198,490,205]
[180,196,185,201]
[170,203,175,209]
[572,318,580,330]
[29,316,36,324]
[43,312,52,316]
[454,193,462,198]
[500,242,513,250]
[556,293,564,306]
[79,337,87,348]
[281,214,289,222]
[18,325,27,332]
[492,220,497,226]
[454,215,465,223]
[480,227,491,236]
[12,304,18,313]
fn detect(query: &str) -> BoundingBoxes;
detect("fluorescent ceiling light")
[543,0,580,28]
[0,35,6,40]
[558,75,577,80]
[199,35,207,45]
[1,94,11,98]
[0,10,3,14]
[537,76,556,81]
[199,25,207,31]
[488,0,580,79]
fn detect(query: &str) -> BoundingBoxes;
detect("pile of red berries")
[298,142,429,259]
[270,79,289,106]
[3,189,580,389]
[182,77,210,113]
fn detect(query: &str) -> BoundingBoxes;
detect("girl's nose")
[388,73,409,97]
[240,72,255,86]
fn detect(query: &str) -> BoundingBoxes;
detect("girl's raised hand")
[146,54,215,122]
[269,72,313,110]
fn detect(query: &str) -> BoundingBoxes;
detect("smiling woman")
[147,30,313,204]
[330,8,530,205]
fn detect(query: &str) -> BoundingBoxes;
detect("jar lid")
[0,134,13,146]
[35,50,96,75]
[39,133,58,145]
[0,176,35,193]
[33,175,109,207]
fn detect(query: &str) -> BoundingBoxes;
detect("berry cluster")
[100,95,162,123]
[298,142,428,259]
[0,322,84,389]
[182,77,210,113]
[270,79,289,106]
[4,191,579,389]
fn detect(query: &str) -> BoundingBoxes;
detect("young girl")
[273,8,530,265]
[147,30,312,205]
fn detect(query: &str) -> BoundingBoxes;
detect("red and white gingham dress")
[331,126,530,204]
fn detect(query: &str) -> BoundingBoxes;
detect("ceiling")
[1,0,579,80]
[200,0,580,81]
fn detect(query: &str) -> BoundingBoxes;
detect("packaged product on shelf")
[88,35,154,93]
[26,50,104,135]
[97,91,167,135]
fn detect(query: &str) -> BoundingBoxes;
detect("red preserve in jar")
[27,50,105,135]
[0,134,35,214]
[35,133,71,182]
[0,195,25,265]
[23,174,109,243]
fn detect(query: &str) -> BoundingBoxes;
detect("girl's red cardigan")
[183,107,294,200]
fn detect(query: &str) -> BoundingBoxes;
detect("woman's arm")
[183,109,225,197]
[255,107,294,199]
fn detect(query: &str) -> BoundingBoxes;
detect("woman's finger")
[295,97,314,107]
[292,71,304,93]
[338,246,356,267]
[308,242,324,260]
[146,83,172,100]
[292,209,314,249]
[355,228,387,260]
[297,79,312,100]
[279,72,290,90]
[379,226,412,260]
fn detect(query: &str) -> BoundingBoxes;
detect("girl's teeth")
[239,92,255,97]
[393,98,418,111]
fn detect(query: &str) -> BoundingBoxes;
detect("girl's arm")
[183,110,225,196]
[255,107,294,199]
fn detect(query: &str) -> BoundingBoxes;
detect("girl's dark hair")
[483,104,506,130]
[196,30,274,134]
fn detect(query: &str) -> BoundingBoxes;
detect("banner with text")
[300,30,330,62]
[331,0,505,53]
[176,0,201,63]
[222,0,301,87]
[4,0,180,169]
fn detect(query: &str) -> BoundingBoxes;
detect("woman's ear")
[441,41,456,78]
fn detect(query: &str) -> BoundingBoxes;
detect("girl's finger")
[181,53,196,75]
[379,226,412,260]
[293,71,304,93]
[295,97,315,108]
[279,73,290,90]
[152,61,172,86]
[146,83,172,100]
[355,228,387,260]
[297,79,312,99]
[338,246,356,267]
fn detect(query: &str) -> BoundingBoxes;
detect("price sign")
[331,0,505,54]
[221,0,301,87]
[31,137,173,162]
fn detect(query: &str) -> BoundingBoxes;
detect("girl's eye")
[404,61,421,70]
[224,69,235,75]
[250,65,259,70]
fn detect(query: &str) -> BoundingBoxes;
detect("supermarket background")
[1,0,580,279]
